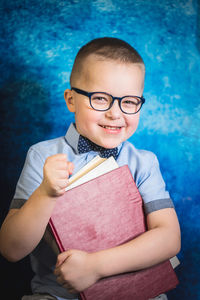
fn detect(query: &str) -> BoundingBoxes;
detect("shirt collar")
[65,122,123,155]
[65,123,80,154]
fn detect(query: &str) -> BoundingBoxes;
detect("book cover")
[49,164,179,300]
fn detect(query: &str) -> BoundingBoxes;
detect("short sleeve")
[137,153,174,214]
[9,147,45,209]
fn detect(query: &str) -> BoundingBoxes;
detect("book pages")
[66,156,118,191]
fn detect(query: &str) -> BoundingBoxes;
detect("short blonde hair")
[70,37,145,86]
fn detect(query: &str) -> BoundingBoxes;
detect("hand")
[54,250,100,294]
[40,154,74,197]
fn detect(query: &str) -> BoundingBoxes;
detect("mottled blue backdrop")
[0,0,200,299]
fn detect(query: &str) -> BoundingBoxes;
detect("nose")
[105,99,121,119]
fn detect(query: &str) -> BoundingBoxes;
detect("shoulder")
[120,140,157,160]
[27,135,73,162]
[118,141,158,182]
[19,136,68,180]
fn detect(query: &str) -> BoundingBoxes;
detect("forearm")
[95,209,181,278]
[0,185,56,261]
[95,226,180,278]
[0,154,73,262]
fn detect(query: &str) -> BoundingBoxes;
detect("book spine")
[49,218,65,252]
[79,292,87,300]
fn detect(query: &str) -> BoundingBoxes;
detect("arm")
[94,207,181,275]
[0,154,74,262]
[54,207,180,293]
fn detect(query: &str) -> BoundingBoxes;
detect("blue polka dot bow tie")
[78,135,118,160]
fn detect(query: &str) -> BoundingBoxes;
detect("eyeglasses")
[71,87,145,115]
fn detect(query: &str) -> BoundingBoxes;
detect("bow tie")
[78,135,118,160]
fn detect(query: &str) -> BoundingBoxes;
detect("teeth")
[102,125,120,129]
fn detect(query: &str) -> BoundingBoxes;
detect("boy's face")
[65,55,144,149]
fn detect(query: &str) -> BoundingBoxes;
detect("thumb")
[67,161,74,175]
[56,251,71,267]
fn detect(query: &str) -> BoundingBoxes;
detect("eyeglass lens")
[91,93,142,114]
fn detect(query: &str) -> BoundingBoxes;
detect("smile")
[101,125,122,130]
[99,125,123,134]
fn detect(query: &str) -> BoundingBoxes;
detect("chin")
[91,136,122,149]
[100,142,120,149]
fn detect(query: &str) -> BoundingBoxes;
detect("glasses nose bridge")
[110,96,122,108]
[108,96,123,114]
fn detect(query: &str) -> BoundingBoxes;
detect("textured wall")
[0,0,200,299]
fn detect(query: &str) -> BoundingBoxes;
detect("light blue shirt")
[10,123,174,299]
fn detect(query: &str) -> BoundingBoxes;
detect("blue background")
[0,0,200,299]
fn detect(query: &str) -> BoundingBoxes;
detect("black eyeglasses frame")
[71,87,145,115]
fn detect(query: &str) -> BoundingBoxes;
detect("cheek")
[75,108,101,130]
[126,116,140,134]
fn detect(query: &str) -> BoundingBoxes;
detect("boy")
[0,37,180,300]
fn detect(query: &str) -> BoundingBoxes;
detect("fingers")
[55,251,70,267]
[45,154,74,174]
[54,250,98,293]
[41,154,74,197]
[54,251,78,294]
[62,283,77,294]
[56,276,77,294]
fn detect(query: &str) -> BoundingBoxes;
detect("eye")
[93,96,107,101]
[122,97,140,106]
[92,94,109,103]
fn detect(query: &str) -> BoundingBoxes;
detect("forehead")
[76,55,145,95]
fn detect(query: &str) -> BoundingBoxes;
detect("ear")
[64,89,76,112]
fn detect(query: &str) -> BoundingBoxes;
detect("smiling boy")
[0,37,180,300]
[66,54,144,149]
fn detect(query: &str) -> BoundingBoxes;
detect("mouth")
[99,125,123,134]
[100,125,122,130]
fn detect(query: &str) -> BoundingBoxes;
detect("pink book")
[49,165,179,300]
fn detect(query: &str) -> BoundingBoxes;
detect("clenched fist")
[40,154,74,197]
